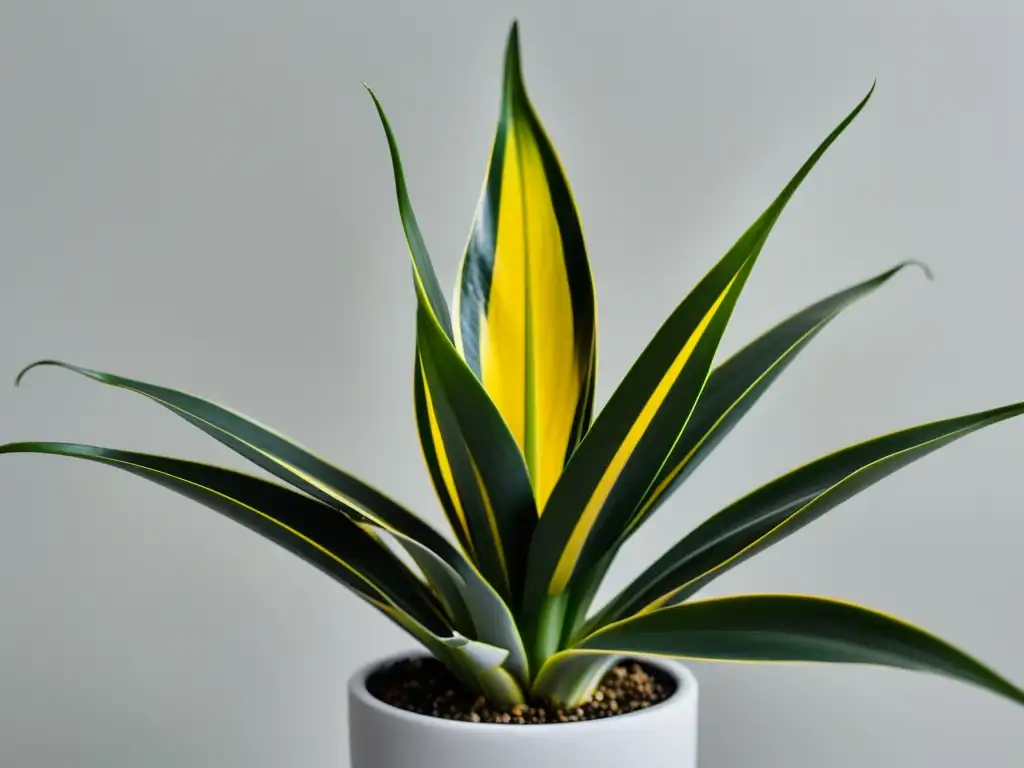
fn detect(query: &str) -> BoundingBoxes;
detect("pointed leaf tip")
[504,20,524,93]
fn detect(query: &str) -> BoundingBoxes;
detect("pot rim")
[348,650,698,732]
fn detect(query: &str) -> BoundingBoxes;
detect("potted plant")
[4,20,1022,768]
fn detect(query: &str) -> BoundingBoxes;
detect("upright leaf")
[453,22,597,511]
[366,90,539,607]
[538,595,1024,709]
[416,305,536,606]
[413,355,476,560]
[522,85,876,648]
[363,86,452,337]
[593,401,1024,626]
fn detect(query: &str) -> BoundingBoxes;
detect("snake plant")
[5,22,1024,713]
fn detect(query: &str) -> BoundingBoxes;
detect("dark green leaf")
[416,305,537,608]
[564,594,1024,708]
[630,260,930,528]
[15,361,462,573]
[364,88,539,610]
[14,361,529,682]
[593,401,1024,626]
[0,441,449,635]
[521,86,876,656]
[363,85,453,339]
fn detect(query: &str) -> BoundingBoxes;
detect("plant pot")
[348,651,699,768]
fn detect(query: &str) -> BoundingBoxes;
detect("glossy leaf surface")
[630,260,930,529]
[0,441,448,635]
[523,86,877,639]
[543,595,1024,709]
[367,90,539,607]
[595,401,1024,625]
[454,23,596,511]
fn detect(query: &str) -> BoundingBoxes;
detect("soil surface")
[366,656,675,724]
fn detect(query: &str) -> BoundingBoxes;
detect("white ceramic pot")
[348,652,699,768]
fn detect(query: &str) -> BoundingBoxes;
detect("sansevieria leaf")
[0,442,450,636]
[14,361,462,571]
[414,305,537,608]
[453,22,597,511]
[363,88,452,338]
[366,86,539,609]
[593,401,1024,626]
[413,355,476,560]
[629,260,931,529]
[14,360,530,685]
[0,440,528,702]
[543,595,1024,708]
[561,261,930,643]
[522,86,876,659]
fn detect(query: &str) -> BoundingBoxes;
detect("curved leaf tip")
[900,258,934,282]
[15,359,61,387]
[363,80,455,340]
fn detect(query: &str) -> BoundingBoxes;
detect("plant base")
[348,651,699,768]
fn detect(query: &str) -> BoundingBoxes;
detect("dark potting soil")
[366,656,675,725]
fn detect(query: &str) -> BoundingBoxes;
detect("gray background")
[2,1,1023,766]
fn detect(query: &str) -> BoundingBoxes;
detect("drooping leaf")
[0,441,450,635]
[453,22,597,511]
[14,362,458,565]
[629,260,931,530]
[592,401,1024,626]
[521,85,876,649]
[366,90,539,608]
[13,361,529,682]
[1,440,529,703]
[539,595,1024,709]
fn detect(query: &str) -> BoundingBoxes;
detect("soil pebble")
[366,656,675,724]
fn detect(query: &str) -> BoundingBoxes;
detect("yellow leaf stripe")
[636,403,1024,614]
[533,593,1024,710]
[3,445,447,631]
[415,356,476,559]
[622,320,812,534]
[469,452,510,584]
[416,305,521,599]
[454,23,595,513]
[12,360,535,685]
[548,276,738,594]
[624,263,929,534]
